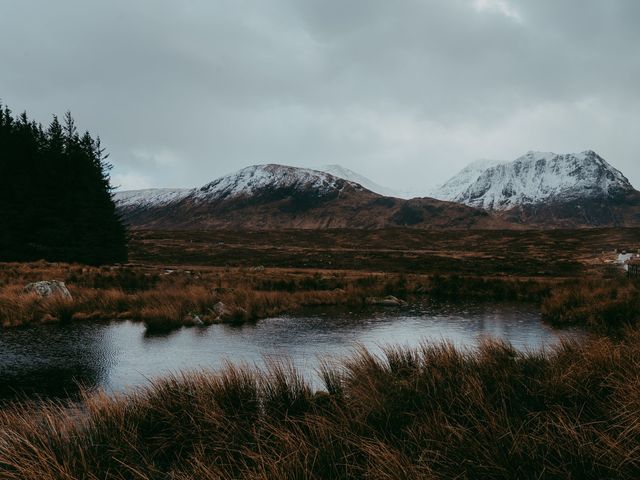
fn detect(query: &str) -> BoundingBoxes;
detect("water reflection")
[0,322,115,400]
[0,301,586,401]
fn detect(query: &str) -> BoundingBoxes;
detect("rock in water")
[365,295,408,307]
[23,280,72,300]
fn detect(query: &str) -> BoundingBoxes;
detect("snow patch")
[114,188,194,208]
[429,158,505,201]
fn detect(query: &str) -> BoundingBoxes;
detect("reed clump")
[541,279,640,333]
[1,334,640,479]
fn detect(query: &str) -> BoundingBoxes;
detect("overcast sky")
[1,0,639,192]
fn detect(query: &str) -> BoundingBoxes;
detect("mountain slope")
[497,190,640,228]
[115,188,194,208]
[430,159,504,202]
[317,164,406,198]
[196,164,361,201]
[115,164,502,230]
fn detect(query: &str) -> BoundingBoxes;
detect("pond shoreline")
[0,300,586,402]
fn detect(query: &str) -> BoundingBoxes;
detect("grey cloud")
[1,0,639,192]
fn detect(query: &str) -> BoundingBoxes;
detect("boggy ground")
[0,262,551,332]
[129,227,640,276]
[1,227,638,332]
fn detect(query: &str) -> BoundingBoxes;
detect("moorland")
[3,228,639,332]
[1,227,640,479]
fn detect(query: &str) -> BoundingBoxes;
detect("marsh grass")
[0,264,373,329]
[1,335,640,479]
[542,279,640,333]
[0,262,554,331]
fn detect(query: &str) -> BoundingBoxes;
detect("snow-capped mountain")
[114,165,365,209]
[114,155,640,230]
[432,151,634,211]
[196,164,364,200]
[114,164,500,230]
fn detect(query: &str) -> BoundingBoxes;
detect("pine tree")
[0,104,127,264]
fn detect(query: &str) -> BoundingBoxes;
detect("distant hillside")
[496,191,640,228]
[115,164,501,230]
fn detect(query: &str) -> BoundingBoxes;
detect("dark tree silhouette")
[0,104,127,264]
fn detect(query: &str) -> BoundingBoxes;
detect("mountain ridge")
[114,153,640,229]
[114,164,502,230]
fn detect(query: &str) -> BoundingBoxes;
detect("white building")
[618,252,640,271]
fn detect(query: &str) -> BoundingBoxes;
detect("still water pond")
[0,301,586,401]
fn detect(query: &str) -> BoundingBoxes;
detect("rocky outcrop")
[23,280,72,300]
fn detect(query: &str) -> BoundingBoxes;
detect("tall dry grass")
[0,264,374,329]
[0,261,558,331]
[542,279,640,333]
[1,334,640,479]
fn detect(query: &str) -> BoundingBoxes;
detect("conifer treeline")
[0,104,127,264]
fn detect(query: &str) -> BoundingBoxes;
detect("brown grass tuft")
[542,279,640,333]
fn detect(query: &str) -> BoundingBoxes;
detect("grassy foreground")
[2,334,640,479]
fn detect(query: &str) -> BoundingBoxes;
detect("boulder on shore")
[365,295,408,307]
[183,314,205,326]
[210,301,248,323]
[211,301,232,319]
[23,280,72,300]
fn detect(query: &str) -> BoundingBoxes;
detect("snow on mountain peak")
[432,151,633,210]
[429,158,505,201]
[114,188,194,208]
[115,152,634,213]
[114,164,365,209]
[196,164,364,200]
